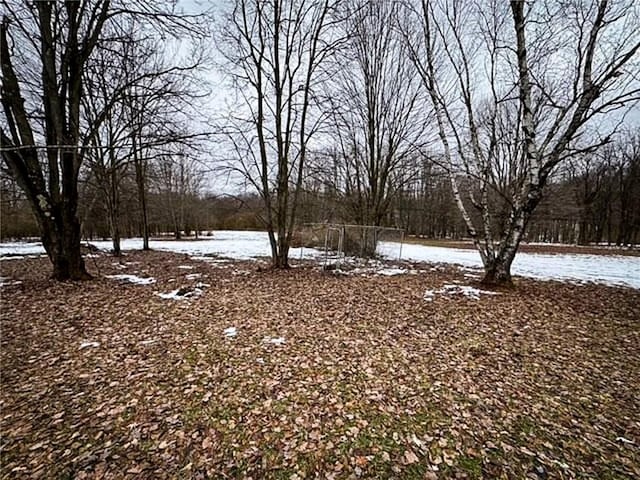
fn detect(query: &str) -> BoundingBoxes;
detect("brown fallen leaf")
[404,449,420,464]
[354,455,368,467]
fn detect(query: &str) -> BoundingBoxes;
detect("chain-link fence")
[293,223,405,268]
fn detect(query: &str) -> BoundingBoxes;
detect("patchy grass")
[1,251,639,479]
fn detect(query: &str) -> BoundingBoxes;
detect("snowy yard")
[1,230,638,288]
[381,241,640,289]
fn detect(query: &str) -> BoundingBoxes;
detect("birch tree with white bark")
[402,0,640,285]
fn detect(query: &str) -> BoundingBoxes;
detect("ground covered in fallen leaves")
[1,251,639,479]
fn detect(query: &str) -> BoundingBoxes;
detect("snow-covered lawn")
[0,242,45,258]
[108,231,317,260]
[1,230,638,288]
[389,241,640,289]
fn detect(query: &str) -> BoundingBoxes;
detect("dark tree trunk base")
[480,265,513,287]
[51,271,93,281]
[271,258,290,269]
[51,262,92,281]
[45,222,93,281]
[272,236,290,269]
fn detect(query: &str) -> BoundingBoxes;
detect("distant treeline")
[3,140,638,246]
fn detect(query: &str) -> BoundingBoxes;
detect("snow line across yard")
[1,230,638,289]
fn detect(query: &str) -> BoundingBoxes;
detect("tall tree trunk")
[275,246,290,268]
[1,13,99,281]
[267,229,278,266]
[274,222,289,268]
[140,189,150,250]
[481,257,513,285]
[480,188,541,286]
[1,141,91,281]
[133,149,150,250]
[108,203,121,256]
[107,149,121,255]
[37,185,91,281]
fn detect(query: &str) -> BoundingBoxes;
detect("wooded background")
[3,134,638,245]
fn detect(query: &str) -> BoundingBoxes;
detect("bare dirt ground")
[405,237,640,257]
[1,252,639,479]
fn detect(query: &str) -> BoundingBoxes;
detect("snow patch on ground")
[0,276,22,287]
[330,258,417,277]
[0,242,44,257]
[191,256,230,264]
[0,254,46,261]
[334,265,424,277]
[223,327,237,337]
[106,274,156,285]
[177,265,194,269]
[376,267,408,276]
[263,336,286,345]
[156,289,189,300]
[156,283,208,300]
[459,266,483,272]
[79,341,100,349]
[424,284,500,302]
[231,269,252,276]
[185,273,202,280]
[616,436,635,445]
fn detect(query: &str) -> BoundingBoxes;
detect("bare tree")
[153,150,204,239]
[326,0,428,233]
[610,132,640,245]
[120,22,208,249]
[402,0,640,285]
[82,40,133,255]
[219,0,336,268]
[0,1,113,279]
[0,1,208,279]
